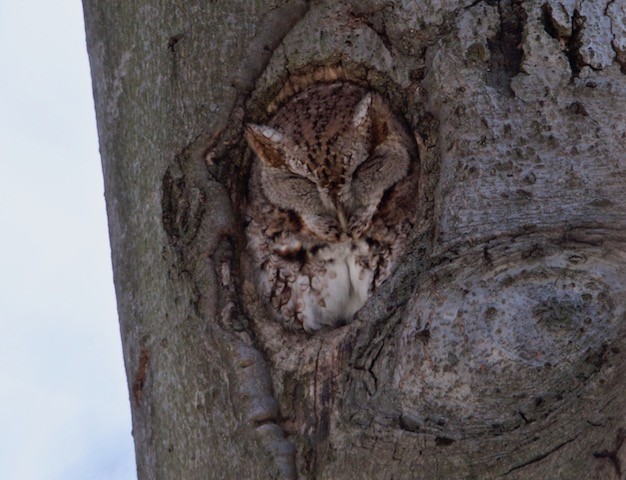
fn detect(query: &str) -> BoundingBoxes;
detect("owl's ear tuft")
[245,124,287,167]
[352,93,372,128]
[352,93,390,149]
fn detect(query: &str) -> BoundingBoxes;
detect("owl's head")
[245,83,412,240]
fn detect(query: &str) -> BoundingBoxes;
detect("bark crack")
[540,3,585,79]
[606,0,626,73]
[487,0,525,95]
[593,427,625,478]
[347,3,395,53]
[503,433,581,475]
[365,339,385,396]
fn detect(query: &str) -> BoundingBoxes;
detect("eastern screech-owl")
[245,81,418,333]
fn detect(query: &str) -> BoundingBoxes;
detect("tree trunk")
[83,0,626,478]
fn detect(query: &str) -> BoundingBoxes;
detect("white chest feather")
[300,242,373,332]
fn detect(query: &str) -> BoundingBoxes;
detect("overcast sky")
[0,1,136,479]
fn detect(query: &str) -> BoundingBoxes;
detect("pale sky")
[0,1,136,478]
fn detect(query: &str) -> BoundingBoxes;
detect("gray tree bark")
[83,0,626,478]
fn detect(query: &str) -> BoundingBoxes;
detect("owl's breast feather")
[303,241,373,331]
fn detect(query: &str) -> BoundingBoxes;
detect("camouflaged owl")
[245,81,418,332]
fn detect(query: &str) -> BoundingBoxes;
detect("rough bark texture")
[83,0,626,478]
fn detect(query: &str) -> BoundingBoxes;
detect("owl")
[245,81,418,333]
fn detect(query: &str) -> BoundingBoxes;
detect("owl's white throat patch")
[302,241,372,332]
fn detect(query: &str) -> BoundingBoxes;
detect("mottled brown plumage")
[245,81,419,332]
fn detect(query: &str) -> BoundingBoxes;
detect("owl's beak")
[336,205,348,233]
